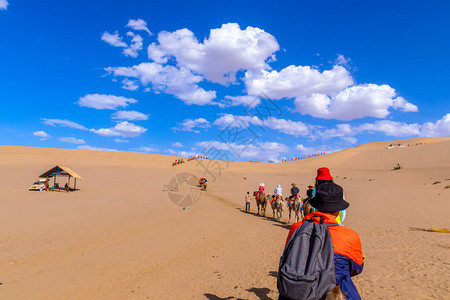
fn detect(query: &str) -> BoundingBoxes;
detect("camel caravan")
[252,182,315,223]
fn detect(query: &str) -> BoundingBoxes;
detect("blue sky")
[0,0,449,161]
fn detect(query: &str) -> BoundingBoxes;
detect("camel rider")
[271,184,283,204]
[256,182,265,198]
[289,183,299,200]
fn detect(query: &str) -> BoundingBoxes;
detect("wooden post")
[67,175,70,193]
[46,176,49,190]
[74,178,77,190]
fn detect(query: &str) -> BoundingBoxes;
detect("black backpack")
[277,217,337,300]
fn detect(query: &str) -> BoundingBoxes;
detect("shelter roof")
[39,165,84,180]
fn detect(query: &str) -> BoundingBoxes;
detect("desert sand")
[0,137,449,299]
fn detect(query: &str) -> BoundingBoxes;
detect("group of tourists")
[187,155,209,161]
[172,158,185,166]
[245,167,363,300]
[281,153,326,162]
[249,160,261,163]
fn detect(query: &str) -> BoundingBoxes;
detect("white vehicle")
[29,179,47,191]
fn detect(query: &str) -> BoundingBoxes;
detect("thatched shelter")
[39,165,83,191]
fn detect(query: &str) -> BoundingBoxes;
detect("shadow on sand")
[236,207,292,230]
[204,287,274,300]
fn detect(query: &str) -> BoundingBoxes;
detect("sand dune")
[0,137,449,299]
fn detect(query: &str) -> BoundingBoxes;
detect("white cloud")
[77,94,138,110]
[105,62,216,105]
[148,23,279,84]
[359,120,421,137]
[122,32,143,58]
[197,140,288,161]
[173,118,210,132]
[41,118,87,130]
[245,65,354,99]
[112,110,149,121]
[295,84,418,121]
[101,31,144,57]
[126,19,152,35]
[317,120,422,143]
[58,137,86,144]
[335,54,351,67]
[33,131,49,140]
[0,0,8,10]
[77,145,118,151]
[392,96,419,112]
[114,138,129,143]
[90,121,147,138]
[420,113,450,137]
[101,31,127,48]
[213,114,311,137]
[121,78,139,91]
[134,146,158,153]
[219,95,261,108]
[172,142,183,147]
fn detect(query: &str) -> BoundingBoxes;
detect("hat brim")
[315,175,333,180]
[309,196,349,212]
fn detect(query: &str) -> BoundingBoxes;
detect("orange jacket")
[285,211,364,300]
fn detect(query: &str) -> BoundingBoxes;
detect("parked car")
[29,179,47,191]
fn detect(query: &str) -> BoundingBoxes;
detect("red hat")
[315,167,333,181]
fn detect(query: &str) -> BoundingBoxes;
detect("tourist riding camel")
[270,184,283,204]
[255,182,265,198]
[289,183,299,201]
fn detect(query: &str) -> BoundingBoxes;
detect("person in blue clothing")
[283,182,364,300]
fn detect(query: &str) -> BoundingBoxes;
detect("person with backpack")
[278,181,363,300]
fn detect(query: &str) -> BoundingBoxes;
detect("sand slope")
[0,137,449,299]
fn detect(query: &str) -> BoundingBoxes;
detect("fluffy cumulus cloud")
[105,63,216,105]
[173,118,210,132]
[90,121,147,138]
[420,113,450,137]
[33,131,49,140]
[77,94,138,110]
[214,114,311,137]
[148,23,279,84]
[126,19,152,35]
[0,0,8,10]
[112,110,148,120]
[77,145,118,151]
[245,65,354,100]
[295,84,418,121]
[41,118,87,130]
[197,140,288,161]
[58,137,86,144]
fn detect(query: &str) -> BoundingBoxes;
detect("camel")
[269,194,284,221]
[253,191,267,216]
[285,196,302,224]
[302,199,315,218]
